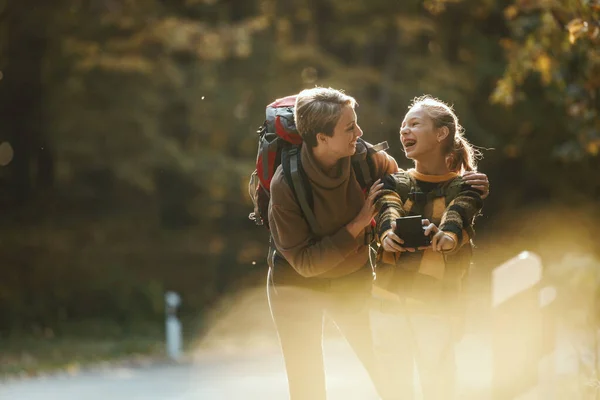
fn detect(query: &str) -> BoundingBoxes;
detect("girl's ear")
[437,126,450,143]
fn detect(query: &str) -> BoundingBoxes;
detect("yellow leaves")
[395,15,436,44]
[247,15,270,32]
[567,102,584,117]
[428,40,442,55]
[592,26,600,42]
[395,15,436,34]
[534,52,553,85]
[586,131,600,156]
[490,76,515,106]
[69,15,271,67]
[66,35,154,73]
[77,55,154,74]
[566,18,589,44]
[587,141,600,156]
[504,5,519,20]
[63,38,101,58]
[275,18,292,46]
[198,32,227,60]
[232,28,252,58]
[63,35,146,75]
[423,0,460,15]
[423,0,444,15]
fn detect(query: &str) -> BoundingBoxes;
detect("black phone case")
[394,215,430,248]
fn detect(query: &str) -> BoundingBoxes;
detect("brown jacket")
[268,142,398,279]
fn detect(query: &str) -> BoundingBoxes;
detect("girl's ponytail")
[446,128,477,173]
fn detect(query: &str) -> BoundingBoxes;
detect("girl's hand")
[462,171,489,199]
[423,221,456,252]
[382,220,424,253]
[382,223,410,253]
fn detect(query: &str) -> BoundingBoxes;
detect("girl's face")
[319,105,363,159]
[399,106,443,161]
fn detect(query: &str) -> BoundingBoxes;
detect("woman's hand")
[346,179,383,238]
[462,171,489,199]
[423,220,456,252]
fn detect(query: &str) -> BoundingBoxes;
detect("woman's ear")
[437,126,450,143]
[316,132,328,145]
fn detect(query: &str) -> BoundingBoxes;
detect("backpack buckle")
[409,189,427,204]
[256,122,267,136]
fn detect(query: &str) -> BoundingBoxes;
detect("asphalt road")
[0,329,588,400]
[0,334,497,400]
[0,340,381,400]
[0,286,587,400]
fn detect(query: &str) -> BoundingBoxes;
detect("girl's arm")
[435,180,484,253]
[374,173,409,253]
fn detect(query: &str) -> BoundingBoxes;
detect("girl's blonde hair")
[409,95,480,172]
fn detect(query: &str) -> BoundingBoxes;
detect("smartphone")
[394,215,430,249]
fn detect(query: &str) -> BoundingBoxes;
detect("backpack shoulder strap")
[351,138,389,190]
[368,140,389,153]
[393,170,413,203]
[442,176,464,207]
[281,146,321,234]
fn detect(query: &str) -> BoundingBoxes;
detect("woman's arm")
[462,171,490,199]
[269,204,358,277]
[269,176,382,278]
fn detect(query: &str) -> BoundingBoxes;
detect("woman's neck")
[414,156,451,176]
[311,145,340,175]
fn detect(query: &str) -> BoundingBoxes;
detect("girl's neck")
[414,156,451,176]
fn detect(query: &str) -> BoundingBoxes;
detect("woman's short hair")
[294,87,356,147]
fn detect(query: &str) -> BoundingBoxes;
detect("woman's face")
[399,106,441,161]
[320,105,363,159]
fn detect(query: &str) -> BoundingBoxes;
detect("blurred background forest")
[0,0,599,369]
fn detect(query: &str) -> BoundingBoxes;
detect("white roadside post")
[491,251,557,399]
[165,291,183,361]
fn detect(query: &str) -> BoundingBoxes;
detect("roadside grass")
[0,319,184,380]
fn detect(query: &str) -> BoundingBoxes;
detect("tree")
[492,1,600,163]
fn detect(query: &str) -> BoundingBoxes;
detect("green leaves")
[491,1,600,159]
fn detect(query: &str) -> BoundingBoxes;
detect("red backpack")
[248,94,389,234]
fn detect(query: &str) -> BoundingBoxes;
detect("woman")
[372,95,485,399]
[267,88,488,399]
